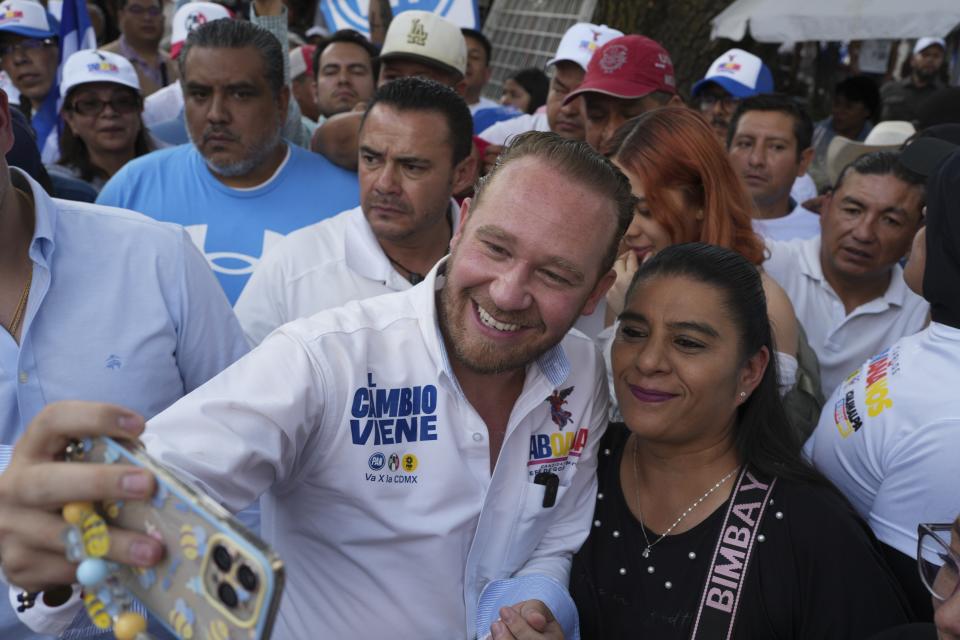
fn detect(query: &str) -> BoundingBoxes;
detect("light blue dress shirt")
[0,169,249,639]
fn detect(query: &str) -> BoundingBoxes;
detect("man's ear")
[277,84,291,117]
[796,146,814,177]
[453,78,468,98]
[0,90,13,156]
[450,197,471,252]
[451,146,478,196]
[581,268,616,317]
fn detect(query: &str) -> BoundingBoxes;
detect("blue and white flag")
[319,0,478,37]
[32,0,95,160]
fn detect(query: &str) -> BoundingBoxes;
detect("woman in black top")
[570,244,913,638]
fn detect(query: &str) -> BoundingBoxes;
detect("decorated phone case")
[69,436,284,640]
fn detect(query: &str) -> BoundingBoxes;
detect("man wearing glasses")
[692,49,819,206]
[0,0,60,160]
[691,48,774,144]
[103,0,178,97]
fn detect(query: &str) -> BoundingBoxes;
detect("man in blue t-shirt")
[98,18,359,303]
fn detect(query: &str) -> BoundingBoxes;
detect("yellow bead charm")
[62,501,95,525]
[113,611,148,640]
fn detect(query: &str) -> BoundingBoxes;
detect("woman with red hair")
[604,107,822,430]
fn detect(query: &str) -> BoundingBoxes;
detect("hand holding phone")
[65,436,284,640]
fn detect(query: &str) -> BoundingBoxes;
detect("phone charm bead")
[113,611,148,640]
[63,501,152,639]
[77,558,110,586]
[83,591,113,630]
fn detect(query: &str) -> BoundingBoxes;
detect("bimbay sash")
[689,466,776,640]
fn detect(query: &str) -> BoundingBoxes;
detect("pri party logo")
[320,0,478,38]
[185,10,209,32]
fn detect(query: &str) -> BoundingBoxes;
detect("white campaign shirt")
[751,201,821,242]
[143,80,184,127]
[765,236,928,397]
[791,174,818,204]
[144,261,607,639]
[479,112,551,145]
[234,203,459,345]
[805,323,960,556]
[469,96,500,114]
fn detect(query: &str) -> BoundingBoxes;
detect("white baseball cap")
[692,48,773,98]
[826,120,917,186]
[289,44,315,79]
[379,10,466,78]
[546,22,623,71]
[0,0,57,39]
[913,37,946,55]
[60,49,140,98]
[171,1,231,59]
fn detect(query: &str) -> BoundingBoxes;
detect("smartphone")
[67,436,284,640]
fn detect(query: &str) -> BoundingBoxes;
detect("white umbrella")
[712,0,960,42]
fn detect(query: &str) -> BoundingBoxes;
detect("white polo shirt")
[805,322,960,556]
[479,112,551,146]
[751,201,821,242]
[144,262,607,638]
[235,204,458,345]
[764,236,928,397]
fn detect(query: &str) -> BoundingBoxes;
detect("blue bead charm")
[76,558,109,586]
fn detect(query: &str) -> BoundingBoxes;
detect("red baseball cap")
[563,35,676,105]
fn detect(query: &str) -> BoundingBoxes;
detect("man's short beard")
[914,67,939,84]
[190,123,284,179]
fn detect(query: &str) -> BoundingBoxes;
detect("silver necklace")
[630,436,738,559]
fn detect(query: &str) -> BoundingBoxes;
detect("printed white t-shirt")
[805,322,960,556]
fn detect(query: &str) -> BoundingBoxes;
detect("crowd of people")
[0,1,957,639]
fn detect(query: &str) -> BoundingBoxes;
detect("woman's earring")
[739,391,746,399]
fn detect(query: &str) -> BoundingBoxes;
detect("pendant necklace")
[631,436,738,560]
[383,209,453,285]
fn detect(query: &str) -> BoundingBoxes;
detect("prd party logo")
[0,7,23,22]
[87,62,120,73]
[320,0,478,38]
[718,55,742,73]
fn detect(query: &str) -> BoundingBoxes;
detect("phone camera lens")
[212,544,232,572]
[237,565,258,592]
[218,582,238,609]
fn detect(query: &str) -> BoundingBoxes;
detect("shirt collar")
[802,235,913,309]
[345,200,461,288]
[12,168,57,267]
[408,257,571,399]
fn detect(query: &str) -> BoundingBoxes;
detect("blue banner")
[32,0,96,156]
[319,0,478,37]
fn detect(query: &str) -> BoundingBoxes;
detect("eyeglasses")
[67,94,141,116]
[0,38,56,58]
[699,94,740,111]
[123,4,162,17]
[917,523,960,601]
